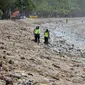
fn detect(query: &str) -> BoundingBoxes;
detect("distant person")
[82,20,83,23]
[66,19,68,23]
[34,26,40,44]
[0,10,3,19]
[44,29,49,45]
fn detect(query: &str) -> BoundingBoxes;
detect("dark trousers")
[35,34,40,43]
[44,37,48,44]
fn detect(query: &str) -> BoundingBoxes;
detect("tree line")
[0,0,85,18]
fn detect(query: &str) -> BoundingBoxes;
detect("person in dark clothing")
[0,10,3,19]
[44,29,49,44]
[34,26,40,43]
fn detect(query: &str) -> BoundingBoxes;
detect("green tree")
[15,0,35,11]
[0,0,17,10]
[32,0,72,15]
[77,0,85,11]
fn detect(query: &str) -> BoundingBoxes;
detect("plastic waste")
[17,79,22,85]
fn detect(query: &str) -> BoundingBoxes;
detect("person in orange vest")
[44,29,49,44]
[34,26,40,43]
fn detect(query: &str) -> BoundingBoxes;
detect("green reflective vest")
[44,32,49,37]
[34,29,40,34]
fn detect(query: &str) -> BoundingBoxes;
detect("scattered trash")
[0,61,2,72]
[17,79,22,85]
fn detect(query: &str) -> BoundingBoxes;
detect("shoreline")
[0,18,85,85]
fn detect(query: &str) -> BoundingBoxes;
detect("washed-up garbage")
[33,82,38,85]
[0,67,2,72]
[0,79,6,85]
[21,73,27,77]
[25,80,29,85]
[17,79,32,85]
[9,71,28,79]
[25,80,32,85]
[5,77,13,85]
[9,72,22,79]
[83,67,85,72]
[0,61,3,72]
[17,79,22,85]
